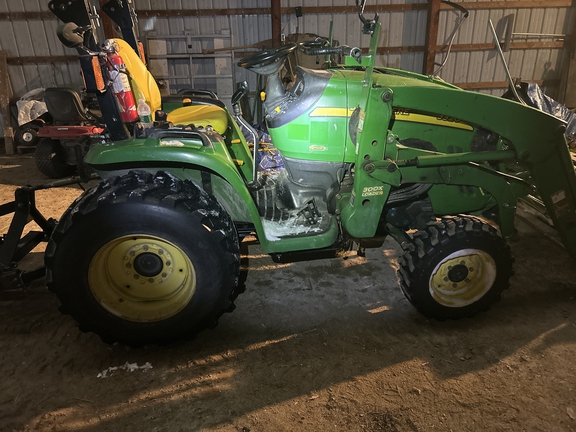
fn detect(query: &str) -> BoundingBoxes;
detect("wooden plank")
[0,11,54,20]
[0,1,569,21]
[286,5,427,14]
[271,0,281,47]
[0,51,14,155]
[449,41,565,52]
[516,199,563,250]
[111,1,576,19]
[135,5,428,18]
[560,3,576,107]
[99,0,118,40]
[376,46,426,54]
[135,8,270,18]
[295,1,570,14]
[455,79,562,89]
[7,56,77,65]
[440,1,572,10]
[458,81,525,89]
[424,0,442,75]
[371,41,564,55]
[6,39,562,65]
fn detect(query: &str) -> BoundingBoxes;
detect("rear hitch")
[0,175,98,291]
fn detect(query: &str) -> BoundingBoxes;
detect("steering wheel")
[299,38,330,51]
[238,43,297,75]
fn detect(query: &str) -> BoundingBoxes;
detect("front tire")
[45,171,240,346]
[398,215,513,319]
[15,126,39,147]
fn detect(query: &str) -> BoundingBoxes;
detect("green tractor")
[40,1,576,346]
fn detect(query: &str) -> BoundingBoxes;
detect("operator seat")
[109,38,228,134]
[44,87,100,124]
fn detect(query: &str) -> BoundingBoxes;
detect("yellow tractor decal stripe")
[394,111,474,131]
[310,106,473,131]
[309,107,355,117]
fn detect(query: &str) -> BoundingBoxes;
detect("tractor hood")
[265,65,467,164]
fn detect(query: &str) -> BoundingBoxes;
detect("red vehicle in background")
[34,87,106,179]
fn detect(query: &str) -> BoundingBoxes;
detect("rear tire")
[34,138,75,178]
[397,215,513,319]
[45,170,240,346]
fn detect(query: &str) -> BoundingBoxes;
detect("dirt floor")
[1,152,576,432]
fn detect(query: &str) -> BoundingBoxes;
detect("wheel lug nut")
[166,261,171,266]
[158,250,163,255]
[162,272,167,278]
[126,263,131,268]
[143,245,149,251]
[134,274,139,279]
[148,278,154,283]
[129,251,135,257]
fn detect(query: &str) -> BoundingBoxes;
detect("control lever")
[231,82,261,190]
[232,82,249,106]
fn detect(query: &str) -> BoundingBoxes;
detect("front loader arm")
[392,85,576,258]
[339,22,394,238]
[339,21,576,256]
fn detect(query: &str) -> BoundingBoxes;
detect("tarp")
[503,83,576,145]
[16,88,47,126]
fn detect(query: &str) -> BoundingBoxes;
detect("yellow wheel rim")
[429,248,496,307]
[88,235,196,322]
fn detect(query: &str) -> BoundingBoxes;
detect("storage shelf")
[146,31,235,103]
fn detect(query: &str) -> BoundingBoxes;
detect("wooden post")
[423,0,441,75]
[271,0,281,47]
[99,0,118,39]
[0,51,14,155]
[559,0,576,107]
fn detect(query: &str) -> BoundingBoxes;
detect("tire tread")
[45,170,240,346]
[398,215,514,320]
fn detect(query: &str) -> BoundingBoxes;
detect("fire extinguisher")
[103,41,139,122]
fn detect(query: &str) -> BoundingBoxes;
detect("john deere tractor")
[29,0,576,346]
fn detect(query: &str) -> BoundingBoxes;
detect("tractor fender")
[84,131,268,240]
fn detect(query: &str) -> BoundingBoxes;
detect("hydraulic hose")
[298,43,362,64]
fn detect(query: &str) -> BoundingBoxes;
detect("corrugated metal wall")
[0,1,573,100]
[280,0,428,74]
[133,0,573,100]
[136,0,428,93]
[0,1,83,97]
[437,1,572,98]
[136,0,274,98]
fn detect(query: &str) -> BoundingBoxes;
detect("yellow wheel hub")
[429,248,496,307]
[88,235,196,322]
